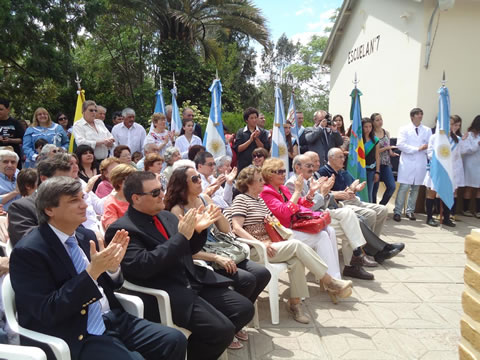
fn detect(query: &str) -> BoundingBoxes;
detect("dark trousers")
[358,217,388,256]
[78,310,187,360]
[215,259,271,303]
[186,286,254,360]
[372,164,396,205]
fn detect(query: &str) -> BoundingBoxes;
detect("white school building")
[321,0,480,136]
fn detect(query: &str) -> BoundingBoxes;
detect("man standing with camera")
[304,110,343,166]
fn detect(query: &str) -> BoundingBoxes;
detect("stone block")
[461,318,480,352]
[463,291,480,323]
[466,233,480,265]
[459,343,477,360]
[465,265,480,293]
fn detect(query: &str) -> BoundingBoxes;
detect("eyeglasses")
[302,163,314,168]
[136,187,163,198]
[252,154,265,159]
[58,117,67,121]
[272,169,287,175]
[191,175,201,184]
[87,109,97,113]
[205,162,215,167]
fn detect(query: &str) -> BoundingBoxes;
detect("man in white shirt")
[194,151,235,209]
[72,100,115,161]
[393,108,432,222]
[111,108,146,155]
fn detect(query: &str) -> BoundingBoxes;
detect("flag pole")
[75,72,82,91]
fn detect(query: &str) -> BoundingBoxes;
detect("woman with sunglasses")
[165,165,271,350]
[101,164,137,230]
[55,112,72,139]
[251,147,269,168]
[260,158,348,286]
[228,166,352,323]
[23,107,69,168]
[76,144,99,184]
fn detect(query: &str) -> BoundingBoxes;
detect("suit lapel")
[39,224,77,278]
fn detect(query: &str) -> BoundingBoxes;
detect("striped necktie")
[65,236,106,335]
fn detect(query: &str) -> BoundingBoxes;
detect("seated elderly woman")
[101,163,137,230]
[260,158,342,279]
[164,165,271,349]
[95,157,121,198]
[228,167,352,323]
[162,146,181,182]
[113,145,132,165]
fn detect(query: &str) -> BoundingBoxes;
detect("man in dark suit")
[8,156,72,246]
[10,176,186,360]
[105,171,254,360]
[304,110,343,165]
[296,111,309,154]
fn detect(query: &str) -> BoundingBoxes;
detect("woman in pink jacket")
[260,158,341,279]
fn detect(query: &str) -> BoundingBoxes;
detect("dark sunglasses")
[58,117,68,121]
[252,154,265,159]
[191,175,202,184]
[136,187,163,198]
[272,169,287,175]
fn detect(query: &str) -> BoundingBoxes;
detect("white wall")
[328,0,480,136]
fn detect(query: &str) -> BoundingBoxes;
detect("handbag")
[291,211,331,234]
[203,227,249,270]
[264,218,293,242]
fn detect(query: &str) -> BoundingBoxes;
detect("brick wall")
[460,229,480,359]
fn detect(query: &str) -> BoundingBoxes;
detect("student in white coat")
[393,108,432,222]
[461,115,480,217]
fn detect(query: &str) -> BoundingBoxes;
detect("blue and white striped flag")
[203,79,226,158]
[430,85,454,208]
[170,86,182,136]
[272,87,289,170]
[150,89,166,133]
[286,93,299,145]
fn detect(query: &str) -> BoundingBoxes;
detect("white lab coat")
[397,123,432,185]
[462,132,480,187]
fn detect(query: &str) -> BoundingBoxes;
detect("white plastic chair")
[0,344,47,360]
[122,281,228,360]
[2,275,144,360]
[236,237,288,325]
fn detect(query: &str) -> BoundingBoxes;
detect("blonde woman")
[23,107,69,167]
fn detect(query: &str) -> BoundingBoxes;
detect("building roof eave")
[320,0,355,66]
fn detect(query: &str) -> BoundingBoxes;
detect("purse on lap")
[203,227,249,269]
[264,218,293,243]
[290,211,331,234]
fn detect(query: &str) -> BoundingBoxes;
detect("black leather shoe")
[442,219,456,227]
[393,214,401,222]
[386,243,405,252]
[426,218,439,227]
[343,265,374,280]
[374,247,401,264]
[351,254,379,268]
[406,213,416,221]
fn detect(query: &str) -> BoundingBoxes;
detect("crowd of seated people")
[1,95,479,360]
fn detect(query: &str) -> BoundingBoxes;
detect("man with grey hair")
[304,110,343,166]
[111,108,146,154]
[10,176,187,360]
[286,154,376,280]
[0,149,20,210]
[96,105,107,121]
[165,104,173,130]
[136,142,160,171]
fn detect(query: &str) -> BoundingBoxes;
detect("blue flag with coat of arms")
[272,87,289,170]
[203,79,226,158]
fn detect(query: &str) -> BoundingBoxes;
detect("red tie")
[153,216,169,240]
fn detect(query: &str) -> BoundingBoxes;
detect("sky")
[255,0,343,45]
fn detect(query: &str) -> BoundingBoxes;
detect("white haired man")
[111,108,146,154]
[0,150,20,210]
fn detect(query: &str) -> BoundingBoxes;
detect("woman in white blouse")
[145,113,174,156]
[72,100,115,161]
[175,118,202,159]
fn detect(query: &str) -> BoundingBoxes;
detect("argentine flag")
[203,79,226,158]
[170,86,182,136]
[272,87,289,170]
[286,93,299,145]
[430,86,454,209]
[150,89,166,133]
